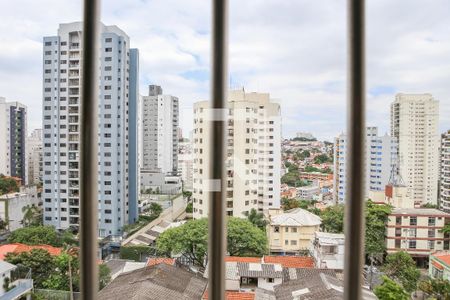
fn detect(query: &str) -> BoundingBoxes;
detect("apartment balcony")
[0,279,33,300]
[69,217,79,225]
[69,43,80,50]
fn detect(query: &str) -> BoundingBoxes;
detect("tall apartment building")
[0,97,27,184]
[440,130,450,211]
[192,89,281,218]
[333,127,393,203]
[391,93,439,205]
[42,22,138,237]
[27,129,43,185]
[140,85,179,189]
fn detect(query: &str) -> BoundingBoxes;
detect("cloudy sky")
[1,0,449,141]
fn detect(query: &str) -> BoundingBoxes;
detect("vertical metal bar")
[344,0,366,299]
[80,0,101,298]
[208,0,228,299]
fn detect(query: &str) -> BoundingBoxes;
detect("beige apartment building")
[440,130,450,212]
[192,89,281,218]
[386,208,450,266]
[391,93,440,205]
[267,208,321,255]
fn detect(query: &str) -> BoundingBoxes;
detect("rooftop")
[264,256,314,269]
[0,243,62,260]
[202,291,255,300]
[270,208,322,227]
[391,208,450,216]
[432,252,450,267]
[147,257,176,267]
[314,232,345,245]
[98,263,207,300]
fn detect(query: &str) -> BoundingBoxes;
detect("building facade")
[0,186,41,231]
[440,130,450,211]
[0,97,27,184]
[141,85,179,175]
[27,129,43,186]
[267,208,321,254]
[192,89,281,218]
[391,93,440,205]
[311,232,345,270]
[178,140,194,191]
[333,127,393,203]
[42,22,138,237]
[386,208,450,265]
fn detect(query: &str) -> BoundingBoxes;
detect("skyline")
[1,0,450,140]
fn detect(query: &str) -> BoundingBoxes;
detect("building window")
[428,240,435,250]
[409,240,416,249]
[410,216,417,226]
[428,217,436,226]
[274,226,279,233]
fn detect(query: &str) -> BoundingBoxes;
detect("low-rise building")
[267,208,321,255]
[0,261,33,299]
[299,172,333,182]
[311,232,345,270]
[140,172,182,195]
[296,185,320,200]
[98,263,207,300]
[280,188,297,199]
[0,186,41,231]
[0,243,62,260]
[386,208,450,266]
[429,252,450,280]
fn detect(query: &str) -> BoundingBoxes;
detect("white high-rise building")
[141,85,179,175]
[440,130,450,211]
[333,127,393,203]
[0,97,27,184]
[42,22,139,237]
[391,93,439,205]
[192,89,281,218]
[27,129,43,186]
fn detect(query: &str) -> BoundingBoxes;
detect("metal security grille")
[79,0,366,299]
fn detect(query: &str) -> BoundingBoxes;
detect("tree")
[186,202,193,213]
[183,191,192,200]
[419,278,450,299]
[0,218,7,231]
[0,174,19,195]
[421,203,438,209]
[365,201,392,263]
[374,276,409,300]
[227,218,267,256]
[157,218,268,266]
[314,154,330,164]
[5,249,56,288]
[281,198,300,210]
[22,204,42,227]
[440,223,450,235]
[99,264,111,290]
[149,202,163,217]
[319,204,345,233]
[383,251,420,293]
[247,208,268,231]
[8,225,62,246]
[157,218,208,266]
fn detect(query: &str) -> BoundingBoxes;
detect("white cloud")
[0,0,449,140]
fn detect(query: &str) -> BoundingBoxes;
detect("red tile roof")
[225,256,261,263]
[263,255,315,268]
[146,257,176,267]
[203,291,255,300]
[432,260,444,271]
[0,243,62,260]
[434,253,450,266]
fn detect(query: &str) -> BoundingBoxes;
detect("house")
[206,256,315,293]
[267,208,321,255]
[296,185,320,200]
[0,243,62,260]
[0,186,41,231]
[205,259,284,292]
[273,268,376,300]
[386,208,450,266]
[104,259,146,280]
[311,232,345,270]
[281,188,297,199]
[98,263,207,300]
[202,291,255,300]
[429,252,450,280]
[0,261,33,299]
